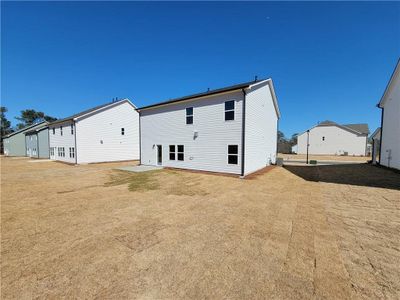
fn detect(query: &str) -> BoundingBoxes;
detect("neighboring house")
[370,127,381,165]
[297,121,369,156]
[25,122,50,159]
[378,59,400,170]
[138,79,280,177]
[48,99,139,164]
[3,121,48,156]
[291,144,298,154]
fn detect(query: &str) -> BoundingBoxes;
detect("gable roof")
[343,123,370,135]
[378,58,400,108]
[3,121,48,138]
[370,127,381,140]
[138,78,281,118]
[24,122,49,135]
[300,120,369,136]
[49,98,135,126]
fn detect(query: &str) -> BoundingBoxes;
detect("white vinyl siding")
[297,126,367,156]
[140,90,244,174]
[244,82,278,175]
[49,121,76,163]
[380,66,400,170]
[75,101,139,164]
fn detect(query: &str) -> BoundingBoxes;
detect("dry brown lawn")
[1,157,400,299]
[279,153,371,162]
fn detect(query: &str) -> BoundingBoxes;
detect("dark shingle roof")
[316,121,369,135]
[4,121,47,138]
[24,123,49,135]
[49,99,130,126]
[343,124,370,135]
[138,79,268,110]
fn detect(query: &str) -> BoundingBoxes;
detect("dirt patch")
[1,157,400,299]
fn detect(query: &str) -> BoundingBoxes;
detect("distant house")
[3,121,48,157]
[291,144,297,154]
[297,121,369,156]
[138,79,280,177]
[370,127,381,165]
[378,59,400,170]
[25,122,50,158]
[48,99,139,164]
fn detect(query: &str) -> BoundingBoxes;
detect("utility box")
[310,160,317,165]
[276,157,283,166]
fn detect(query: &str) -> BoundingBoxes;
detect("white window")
[322,136,325,141]
[225,100,235,121]
[69,147,75,158]
[169,145,175,160]
[50,147,54,156]
[186,107,193,124]
[228,145,238,165]
[52,128,55,135]
[60,126,63,136]
[177,145,184,161]
[71,124,74,135]
[121,128,125,135]
[58,147,65,157]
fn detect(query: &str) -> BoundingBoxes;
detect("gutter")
[240,89,247,177]
[378,107,384,164]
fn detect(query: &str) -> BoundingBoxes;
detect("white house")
[297,121,369,156]
[49,99,139,164]
[138,79,280,177]
[378,59,400,170]
[370,127,381,165]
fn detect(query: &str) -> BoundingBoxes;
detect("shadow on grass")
[284,164,400,191]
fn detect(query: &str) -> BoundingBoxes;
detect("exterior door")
[157,145,162,165]
[157,145,162,166]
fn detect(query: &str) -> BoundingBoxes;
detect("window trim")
[227,144,239,165]
[71,124,74,135]
[169,145,176,160]
[60,126,63,136]
[186,107,193,125]
[224,100,235,121]
[177,145,184,161]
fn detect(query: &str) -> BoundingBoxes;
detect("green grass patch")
[105,170,161,192]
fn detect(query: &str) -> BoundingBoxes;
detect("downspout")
[139,110,142,165]
[378,107,384,164]
[37,132,39,158]
[240,89,246,177]
[74,121,78,164]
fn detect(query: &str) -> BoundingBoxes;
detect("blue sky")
[2,1,399,137]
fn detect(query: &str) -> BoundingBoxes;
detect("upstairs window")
[322,136,325,141]
[169,145,176,160]
[225,100,235,121]
[60,126,63,136]
[177,145,184,161]
[71,124,74,135]
[52,128,55,135]
[121,128,125,135]
[228,145,238,164]
[186,107,193,124]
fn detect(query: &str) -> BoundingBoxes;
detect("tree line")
[0,106,57,153]
[278,130,298,154]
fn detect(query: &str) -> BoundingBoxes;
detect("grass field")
[1,157,399,299]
